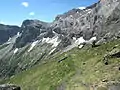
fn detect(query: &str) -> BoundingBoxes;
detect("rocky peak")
[21,19,49,29]
[14,19,52,48]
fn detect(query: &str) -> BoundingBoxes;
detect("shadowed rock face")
[0,24,20,44]
[14,20,50,48]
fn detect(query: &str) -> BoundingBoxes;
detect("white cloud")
[78,7,86,10]
[29,12,35,16]
[21,2,29,7]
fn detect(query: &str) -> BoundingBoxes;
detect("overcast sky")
[0,0,98,26]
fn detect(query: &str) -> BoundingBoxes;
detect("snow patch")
[48,37,60,47]
[14,48,18,54]
[86,37,97,44]
[53,31,56,34]
[49,48,56,55]
[42,38,47,42]
[70,15,73,18]
[89,36,97,43]
[75,37,86,45]
[28,40,39,52]
[42,37,61,47]
[16,32,21,37]
[75,36,97,46]
[17,32,20,36]
[8,37,11,41]
[86,9,92,14]
[79,45,84,49]
[42,37,50,43]
[73,37,77,41]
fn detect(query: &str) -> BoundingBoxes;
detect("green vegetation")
[1,39,120,90]
[4,56,75,90]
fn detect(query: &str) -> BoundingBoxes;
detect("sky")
[0,0,98,26]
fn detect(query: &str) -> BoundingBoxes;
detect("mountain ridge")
[0,0,120,90]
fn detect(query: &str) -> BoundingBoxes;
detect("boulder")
[0,84,21,90]
[103,48,120,65]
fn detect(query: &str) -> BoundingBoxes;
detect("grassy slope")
[1,39,120,90]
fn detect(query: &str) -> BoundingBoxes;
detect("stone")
[104,48,120,59]
[0,84,21,90]
[58,56,68,63]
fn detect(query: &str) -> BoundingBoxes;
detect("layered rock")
[50,0,120,45]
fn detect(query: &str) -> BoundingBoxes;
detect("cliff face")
[51,0,120,42]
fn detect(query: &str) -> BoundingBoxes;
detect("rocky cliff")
[13,0,120,50]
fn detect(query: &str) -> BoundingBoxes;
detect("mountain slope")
[1,39,120,90]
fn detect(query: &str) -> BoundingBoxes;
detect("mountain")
[0,24,20,44]
[14,20,50,48]
[0,0,120,90]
